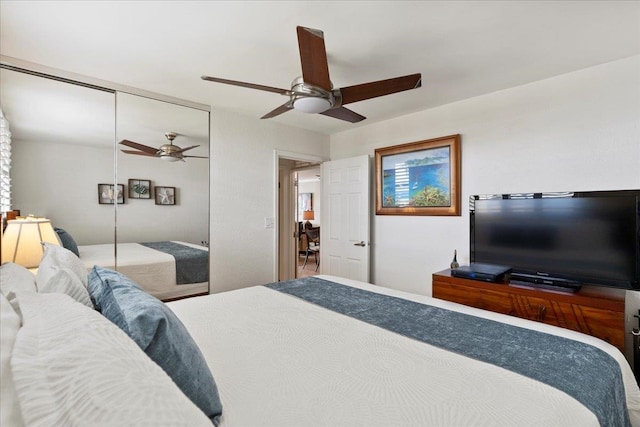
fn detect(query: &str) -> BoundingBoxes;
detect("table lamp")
[0,217,61,268]
[303,210,315,228]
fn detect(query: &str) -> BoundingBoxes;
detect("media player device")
[451,263,512,283]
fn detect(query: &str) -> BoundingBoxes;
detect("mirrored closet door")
[0,67,117,247]
[0,61,210,298]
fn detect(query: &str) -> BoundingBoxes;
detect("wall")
[209,109,329,293]
[330,54,640,296]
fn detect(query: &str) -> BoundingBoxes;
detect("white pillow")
[11,292,212,427]
[36,242,88,289]
[0,262,36,297]
[38,267,93,309]
[0,293,25,427]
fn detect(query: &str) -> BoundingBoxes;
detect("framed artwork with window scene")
[375,134,461,216]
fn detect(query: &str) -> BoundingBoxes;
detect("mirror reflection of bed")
[0,62,210,301]
[77,240,208,301]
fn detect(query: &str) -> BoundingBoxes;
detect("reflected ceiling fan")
[119,132,207,162]
[201,26,422,123]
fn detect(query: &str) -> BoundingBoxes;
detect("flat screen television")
[470,190,640,290]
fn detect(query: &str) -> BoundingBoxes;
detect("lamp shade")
[302,210,315,221]
[1,218,61,268]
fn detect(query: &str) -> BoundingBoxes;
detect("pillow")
[0,293,25,427]
[88,266,222,425]
[0,262,37,297]
[38,266,93,308]
[10,291,212,426]
[0,263,37,319]
[36,242,88,289]
[53,227,79,257]
[0,262,36,297]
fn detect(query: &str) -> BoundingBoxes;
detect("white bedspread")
[79,241,208,300]
[168,275,640,427]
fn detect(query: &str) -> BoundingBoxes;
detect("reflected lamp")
[0,218,61,268]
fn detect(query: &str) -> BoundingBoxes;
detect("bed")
[169,275,640,427]
[78,240,209,300]
[2,246,640,427]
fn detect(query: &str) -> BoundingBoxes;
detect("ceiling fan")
[201,26,422,123]
[119,132,207,162]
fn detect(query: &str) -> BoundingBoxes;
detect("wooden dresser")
[432,269,626,353]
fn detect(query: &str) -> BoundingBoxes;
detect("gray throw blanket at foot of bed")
[140,241,208,285]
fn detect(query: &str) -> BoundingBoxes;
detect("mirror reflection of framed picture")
[98,183,125,204]
[128,178,151,199]
[155,186,176,205]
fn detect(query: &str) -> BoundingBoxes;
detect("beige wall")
[208,108,329,293]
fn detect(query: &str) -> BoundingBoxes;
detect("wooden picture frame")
[155,186,176,205]
[128,179,151,199]
[375,134,461,216]
[98,183,125,205]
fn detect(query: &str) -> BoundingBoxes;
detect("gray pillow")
[54,227,79,257]
[87,266,222,425]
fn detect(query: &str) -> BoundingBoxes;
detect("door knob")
[353,241,366,247]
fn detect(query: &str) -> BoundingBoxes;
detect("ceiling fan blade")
[261,102,293,119]
[121,149,158,157]
[183,155,209,159]
[119,139,159,154]
[201,76,289,95]
[338,73,422,105]
[296,26,331,91]
[173,145,200,154]
[320,106,366,123]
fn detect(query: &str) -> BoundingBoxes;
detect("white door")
[321,155,370,282]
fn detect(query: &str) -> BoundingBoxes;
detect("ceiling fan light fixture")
[161,155,181,162]
[293,97,331,114]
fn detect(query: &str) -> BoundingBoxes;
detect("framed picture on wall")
[128,179,151,199]
[98,183,125,204]
[298,192,313,221]
[375,134,461,216]
[155,186,176,205]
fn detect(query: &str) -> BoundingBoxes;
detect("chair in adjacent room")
[302,227,320,271]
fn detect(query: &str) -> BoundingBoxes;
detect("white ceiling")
[1,1,639,136]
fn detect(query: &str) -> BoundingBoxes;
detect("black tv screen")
[470,190,640,290]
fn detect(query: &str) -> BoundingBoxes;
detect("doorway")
[276,150,324,282]
[276,152,371,283]
[296,167,321,279]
